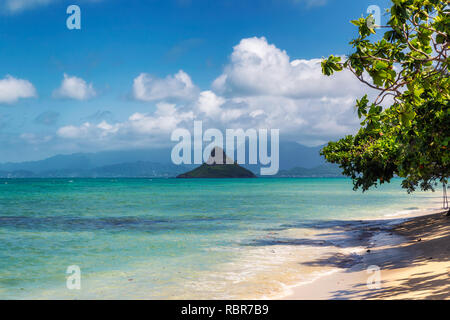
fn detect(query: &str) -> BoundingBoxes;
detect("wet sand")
[283,210,450,300]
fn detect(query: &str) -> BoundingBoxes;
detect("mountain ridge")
[0,142,330,178]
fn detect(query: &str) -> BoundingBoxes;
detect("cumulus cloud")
[133,70,199,102]
[196,91,225,117]
[57,103,194,147]
[201,37,372,144]
[221,94,361,145]
[57,122,100,139]
[0,75,37,103]
[212,37,363,98]
[53,74,97,100]
[56,36,374,149]
[195,90,248,124]
[128,102,194,134]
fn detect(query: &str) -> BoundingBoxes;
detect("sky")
[0,0,392,162]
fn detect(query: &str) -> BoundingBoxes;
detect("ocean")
[0,178,438,299]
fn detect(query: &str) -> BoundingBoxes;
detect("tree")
[320,0,449,213]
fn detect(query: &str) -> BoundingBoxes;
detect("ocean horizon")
[0,177,438,299]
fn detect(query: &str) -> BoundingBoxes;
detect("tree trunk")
[443,183,449,211]
[444,184,449,216]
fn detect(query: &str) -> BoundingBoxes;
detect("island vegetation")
[177,147,256,178]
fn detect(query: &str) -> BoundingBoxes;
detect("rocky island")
[176,147,256,178]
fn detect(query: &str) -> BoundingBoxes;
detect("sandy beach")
[284,209,450,300]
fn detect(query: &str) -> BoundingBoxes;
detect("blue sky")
[0,0,391,162]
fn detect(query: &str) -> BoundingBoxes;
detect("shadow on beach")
[246,212,450,300]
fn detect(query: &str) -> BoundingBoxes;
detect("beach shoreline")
[282,208,450,300]
[2,178,446,300]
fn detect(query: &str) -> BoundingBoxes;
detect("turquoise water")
[0,178,438,299]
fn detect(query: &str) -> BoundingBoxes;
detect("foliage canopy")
[321,0,449,194]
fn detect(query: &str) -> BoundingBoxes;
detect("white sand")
[283,210,450,300]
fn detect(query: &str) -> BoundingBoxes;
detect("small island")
[177,147,256,178]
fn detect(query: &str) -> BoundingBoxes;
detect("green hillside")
[177,163,256,178]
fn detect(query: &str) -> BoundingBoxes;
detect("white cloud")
[57,102,194,146]
[198,36,375,145]
[128,102,194,134]
[2,0,54,13]
[133,70,199,102]
[57,122,92,139]
[57,37,375,149]
[53,73,97,101]
[212,37,363,99]
[221,94,360,145]
[196,91,225,117]
[195,91,246,124]
[0,75,37,103]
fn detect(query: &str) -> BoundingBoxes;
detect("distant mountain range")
[0,162,192,178]
[0,142,340,178]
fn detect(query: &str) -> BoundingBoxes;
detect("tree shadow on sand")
[332,270,450,300]
[245,218,394,250]
[245,212,450,299]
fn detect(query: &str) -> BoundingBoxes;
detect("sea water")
[0,178,438,299]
